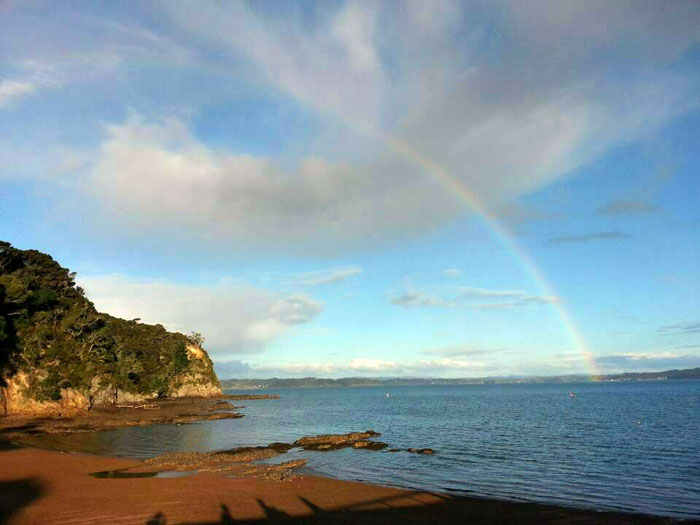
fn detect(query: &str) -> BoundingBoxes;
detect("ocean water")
[27,381,700,518]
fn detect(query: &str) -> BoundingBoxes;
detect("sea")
[26,381,700,519]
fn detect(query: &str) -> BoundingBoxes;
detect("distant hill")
[0,241,221,415]
[220,368,700,390]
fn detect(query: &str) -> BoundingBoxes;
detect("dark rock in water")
[294,430,383,451]
[213,443,292,457]
[222,394,280,400]
[208,401,239,411]
[352,440,388,451]
[386,448,402,453]
[407,448,436,455]
[268,442,294,453]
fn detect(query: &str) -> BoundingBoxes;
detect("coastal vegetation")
[0,241,220,414]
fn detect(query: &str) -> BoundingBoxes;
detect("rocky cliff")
[0,241,221,415]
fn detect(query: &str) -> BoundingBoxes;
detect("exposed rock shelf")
[116,430,396,482]
[0,396,247,440]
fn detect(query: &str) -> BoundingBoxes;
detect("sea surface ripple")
[28,381,700,519]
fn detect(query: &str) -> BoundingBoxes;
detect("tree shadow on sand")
[145,491,682,525]
[0,478,44,524]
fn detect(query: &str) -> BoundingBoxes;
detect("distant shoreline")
[220,367,700,390]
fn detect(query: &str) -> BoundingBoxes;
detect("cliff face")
[0,241,221,415]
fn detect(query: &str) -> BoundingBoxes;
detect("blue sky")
[1,1,699,378]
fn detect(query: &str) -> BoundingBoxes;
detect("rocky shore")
[93,430,394,482]
[0,394,278,440]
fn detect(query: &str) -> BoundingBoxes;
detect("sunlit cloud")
[78,275,323,355]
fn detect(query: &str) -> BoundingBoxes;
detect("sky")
[1,0,699,379]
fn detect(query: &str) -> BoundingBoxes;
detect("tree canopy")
[0,241,218,407]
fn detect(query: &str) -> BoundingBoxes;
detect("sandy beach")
[0,441,686,525]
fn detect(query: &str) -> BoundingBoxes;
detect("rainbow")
[367,128,601,378]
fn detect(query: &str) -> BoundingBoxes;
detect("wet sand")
[0,443,685,524]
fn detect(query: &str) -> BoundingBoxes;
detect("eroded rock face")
[2,371,222,416]
[168,380,222,399]
[2,373,89,414]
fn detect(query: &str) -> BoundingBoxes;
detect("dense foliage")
[0,241,217,407]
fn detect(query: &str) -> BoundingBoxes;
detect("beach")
[0,442,686,524]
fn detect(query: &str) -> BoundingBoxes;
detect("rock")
[222,394,280,400]
[352,440,388,451]
[407,448,435,455]
[208,401,239,412]
[268,442,294,453]
[293,430,382,451]
[0,397,244,439]
[213,443,292,459]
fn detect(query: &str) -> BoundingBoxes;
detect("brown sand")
[0,444,687,524]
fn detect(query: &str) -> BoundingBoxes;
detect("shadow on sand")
[0,477,44,524]
[0,438,45,524]
[145,492,682,525]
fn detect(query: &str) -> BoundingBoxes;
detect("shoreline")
[0,395,281,440]
[1,397,697,523]
[0,442,691,524]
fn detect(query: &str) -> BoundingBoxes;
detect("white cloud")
[458,287,523,299]
[390,287,559,309]
[225,356,491,378]
[594,352,700,372]
[270,294,323,325]
[70,1,699,250]
[0,80,36,108]
[443,269,461,278]
[216,349,700,379]
[389,291,454,308]
[78,275,322,354]
[331,1,380,73]
[88,114,452,250]
[294,267,363,286]
[348,358,397,371]
[0,61,64,109]
[160,0,386,128]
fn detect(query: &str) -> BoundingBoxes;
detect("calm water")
[27,381,700,518]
